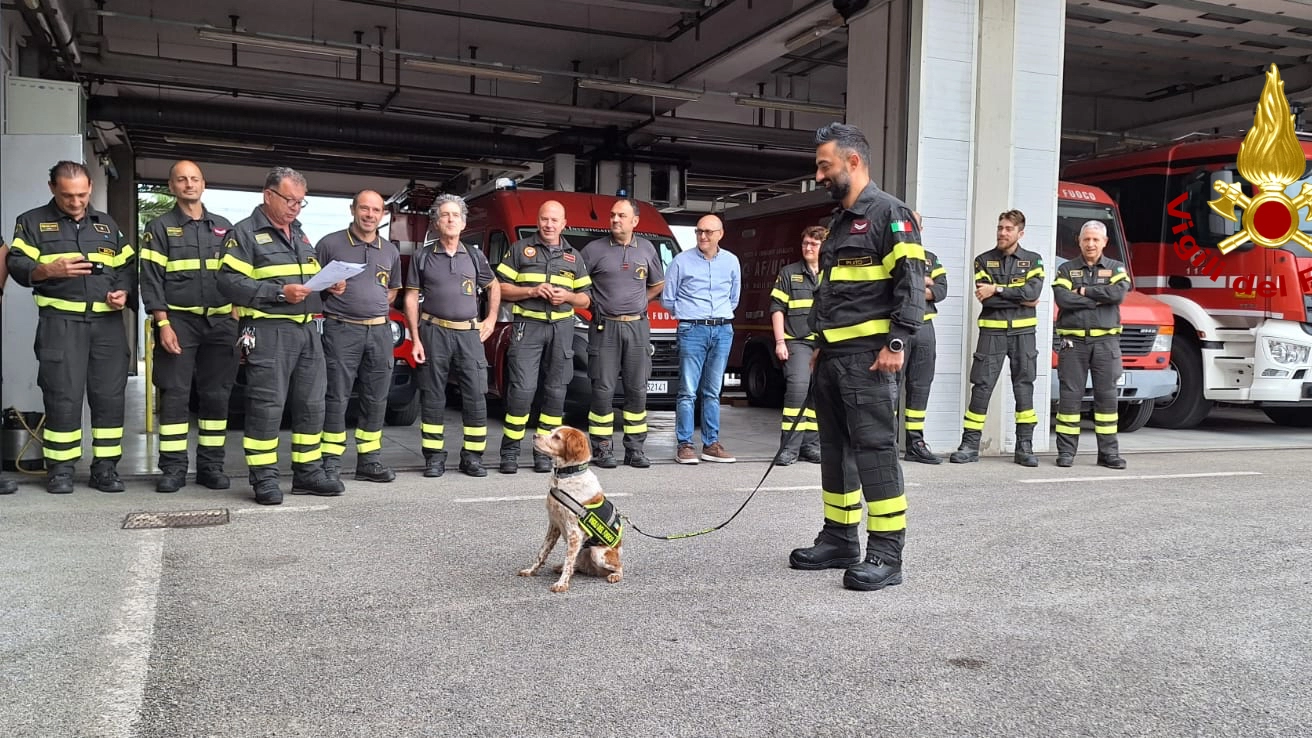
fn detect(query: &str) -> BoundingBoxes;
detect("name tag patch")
[1017,260,1030,268]
[986,260,1001,268]
[1098,269,1113,277]
[562,252,576,263]
[166,227,185,237]
[1070,269,1084,277]
[790,273,804,282]
[93,223,112,235]
[98,247,115,257]
[39,222,60,232]
[255,233,274,244]
[838,256,874,267]
[558,270,575,280]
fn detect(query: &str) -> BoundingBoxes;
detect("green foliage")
[137,192,176,232]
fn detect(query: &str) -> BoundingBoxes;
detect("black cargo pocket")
[474,357,489,396]
[968,351,991,385]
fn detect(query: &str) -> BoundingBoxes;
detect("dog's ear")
[561,427,591,462]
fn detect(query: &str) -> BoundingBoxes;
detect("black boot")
[322,455,342,483]
[842,554,904,591]
[499,452,519,475]
[1014,437,1038,467]
[949,430,980,464]
[46,471,74,495]
[532,451,553,473]
[196,467,231,490]
[774,449,798,466]
[356,460,396,483]
[904,437,942,465]
[798,444,822,464]
[1097,454,1127,469]
[789,528,861,570]
[592,439,618,469]
[156,469,186,494]
[0,478,16,495]
[459,450,487,477]
[90,463,125,493]
[623,448,651,469]
[1055,454,1074,467]
[1097,437,1126,469]
[425,452,448,478]
[253,478,283,506]
[291,470,345,496]
[775,430,800,466]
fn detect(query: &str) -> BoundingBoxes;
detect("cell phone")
[90,262,105,275]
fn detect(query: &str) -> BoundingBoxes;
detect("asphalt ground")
[1,444,1308,737]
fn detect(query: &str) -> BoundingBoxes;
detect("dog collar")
[553,462,590,478]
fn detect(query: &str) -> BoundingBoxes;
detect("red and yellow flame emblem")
[1209,64,1312,254]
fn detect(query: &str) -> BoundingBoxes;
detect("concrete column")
[902,0,1065,455]
[547,153,576,192]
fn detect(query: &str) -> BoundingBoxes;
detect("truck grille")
[651,338,680,377]
[1120,326,1157,356]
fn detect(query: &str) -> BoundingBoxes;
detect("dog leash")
[620,379,815,541]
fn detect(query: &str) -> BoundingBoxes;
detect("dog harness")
[548,462,623,548]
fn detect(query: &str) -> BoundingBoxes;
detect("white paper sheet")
[303,260,367,291]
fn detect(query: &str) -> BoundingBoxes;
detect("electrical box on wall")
[5,76,85,136]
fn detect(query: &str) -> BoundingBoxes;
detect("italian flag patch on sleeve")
[891,219,913,233]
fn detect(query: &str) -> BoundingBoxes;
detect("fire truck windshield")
[514,227,679,268]
[1056,202,1129,266]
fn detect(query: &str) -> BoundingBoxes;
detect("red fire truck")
[387,183,683,423]
[721,183,1177,432]
[1064,136,1312,428]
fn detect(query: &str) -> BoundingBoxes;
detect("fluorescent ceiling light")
[163,135,274,151]
[309,148,410,162]
[577,78,703,102]
[733,95,845,116]
[196,29,358,59]
[402,58,542,84]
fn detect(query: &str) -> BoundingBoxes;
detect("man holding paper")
[218,167,345,505]
[316,190,402,484]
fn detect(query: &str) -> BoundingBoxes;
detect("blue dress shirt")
[660,246,741,320]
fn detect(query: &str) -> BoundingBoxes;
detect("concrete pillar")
[547,153,576,192]
[595,161,621,197]
[902,0,1065,454]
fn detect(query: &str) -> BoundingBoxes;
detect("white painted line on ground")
[97,531,163,738]
[456,492,634,503]
[232,504,332,514]
[733,484,921,491]
[1019,471,1262,484]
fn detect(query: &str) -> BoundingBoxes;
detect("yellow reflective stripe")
[770,288,790,303]
[93,427,124,439]
[290,449,322,463]
[790,298,814,309]
[867,495,907,516]
[511,305,575,321]
[974,270,990,281]
[930,266,947,279]
[33,295,113,313]
[1026,267,1044,280]
[516,272,547,284]
[1057,327,1122,337]
[159,439,188,452]
[322,431,348,444]
[92,445,123,458]
[356,438,382,454]
[1093,412,1118,423]
[464,426,487,437]
[421,423,444,434]
[85,249,131,268]
[868,513,906,532]
[979,319,1009,329]
[589,426,612,436]
[822,489,861,508]
[355,429,382,442]
[167,304,234,316]
[504,413,529,425]
[1016,409,1038,424]
[464,440,487,451]
[44,428,82,443]
[1053,277,1074,290]
[539,414,563,426]
[821,318,891,343]
[503,426,526,440]
[252,263,312,280]
[243,437,279,451]
[825,505,863,525]
[883,242,926,271]
[574,275,592,290]
[904,408,925,420]
[139,247,168,266]
[44,446,82,461]
[1055,413,1080,423]
[496,262,519,281]
[10,237,39,260]
[198,419,227,432]
[623,424,647,434]
[1055,424,1081,435]
[548,274,574,287]
[221,253,254,277]
[623,410,645,422]
[1110,272,1129,284]
[246,452,277,466]
[1095,425,1117,435]
[979,316,1039,329]
[291,433,320,446]
[964,411,986,423]
[829,265,889,282]
[159,423,189,436]
[196,435,226,447]
[589,412,615,423]
[422,437,444,450]
[240,308,314,323]
[38,252,78,264]
[904,420,925,430]
[165,258,223,272]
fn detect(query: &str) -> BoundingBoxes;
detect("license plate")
[648,380,668,394]
[1117,374,1127,386]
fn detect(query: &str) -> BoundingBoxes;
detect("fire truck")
[387,183,683,423]
[721,183,1177,432]
[1064,135,1312,428]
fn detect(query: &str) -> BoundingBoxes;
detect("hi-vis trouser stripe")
[867,494,908,532]
[197,418,227,448]
[244,436,278,467]
[1055,412,1081,436]
[622,410,647,434]
[1016,409,1038,425]
[322,430,348,457]
[589,410,614,438]
[536,413,563,437]
[43,427,82,463]
[502,412,529,441]
[1094,411,1118,435]
[291,432,322,465]
[904,407,926,432]
[780,406,818,432]
[422,423,444,451]
[963,410,987,431]
[823,489,863,526]
[92,427,124,459]
[463,425,487,452]
[355,428,382,455]
[159,422,189,454]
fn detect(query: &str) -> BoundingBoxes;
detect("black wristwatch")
[276,288,287,303]
[887,337,906,353]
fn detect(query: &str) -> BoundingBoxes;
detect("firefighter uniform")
[902,250,948,464]
[408,239,495,477]
[496,235,592,474]
[768,259,820,464]
[217,207,342,504]
[7,202,135,493]
[788,182,925,592]
[1052,256,1129,467]
[579,235,665,469]
[950,244,1045,465]
[316,228,402,483]
[139,205,239,489]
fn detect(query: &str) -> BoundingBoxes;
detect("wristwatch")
[276,288,287,303]
[887,337,906,353]
[996,285,1004,295]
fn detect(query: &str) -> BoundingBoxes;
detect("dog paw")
[517,568,537,577]
[606,573,623,583]
[549,582,570,593]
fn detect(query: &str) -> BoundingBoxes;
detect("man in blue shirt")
[661,214,741,464]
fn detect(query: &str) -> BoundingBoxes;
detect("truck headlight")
[390,320,405,347]
[1151,333,1173,353]
[1266,339,1310,365]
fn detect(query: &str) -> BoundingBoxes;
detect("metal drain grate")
[123,509,230,530]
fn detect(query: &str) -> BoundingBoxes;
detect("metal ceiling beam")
[1128,0,1312,27]
[1065,3,1312,50]
[1064,27,1299,67]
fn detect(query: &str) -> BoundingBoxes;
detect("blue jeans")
[675,323,733,446]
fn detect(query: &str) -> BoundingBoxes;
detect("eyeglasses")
[694,228,722,236]
[267,188,308,209]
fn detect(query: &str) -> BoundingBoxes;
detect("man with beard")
[787,123,925,592]
[948,209,1045,466]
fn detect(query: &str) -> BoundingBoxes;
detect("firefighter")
[140,160,240,493]
[0,240,23,494]
[949,209,1045,467]
[405,194,501,478]
[769,225,824,466]
[316,190,402,484]
[579,197,665,469]
[1052,220,1129,469]
[6,161,134,495]
[217,167,344,505]
[496,200,592,474]
[902,211,948,465]
[788,123,925,592]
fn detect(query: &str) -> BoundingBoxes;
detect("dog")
[518,426,624,593]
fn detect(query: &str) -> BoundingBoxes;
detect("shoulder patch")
[93,223,112,235]
[39,222,60,232]
[562,252,576,263]
[224,238,238,250]
[255,233,274,244]
[523,246,537,258]
[889,219,913,233]
[986,260,1001,268]
[635,265,647,280]
[142,232,153,244]
[850,219,872,235]
[376,270,390,287]
[213,227,228,237]
[166,226,184,237]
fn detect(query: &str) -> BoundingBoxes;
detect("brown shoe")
[701,442,737,463]
[675,442,700,465]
